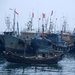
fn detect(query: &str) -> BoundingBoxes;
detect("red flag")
[51,10,53,16]
[42,13,45,18]
[32,12,34,18]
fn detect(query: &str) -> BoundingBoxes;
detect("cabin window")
[18,40,24,47]
[26,36,28,39]
[10,42,13,45]
[42,53,45,57]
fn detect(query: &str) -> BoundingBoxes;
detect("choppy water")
[0,53,75,75]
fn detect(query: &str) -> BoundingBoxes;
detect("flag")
[56,18,57,20]
[14,10,19,15]
[32,12,34,18]
[51,10,53,16]
[9,8,13,10]
[39,18,41,20]
[42,13,45,18]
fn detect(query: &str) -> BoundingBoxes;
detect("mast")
[62,17,67,33]
[26,12,34,31]
[5,17,11,32]
[42,13,45,33]
[16,12,19,36]
[54,18,57,33]
[38,18,41,33]
[17,21,19,36]
[13,9,16,34]
[10,8,18,34]
[45,17,48,32]
[31,12,34,31]
[9,8,19,35]
[49,17,53,33]
[49,10,53,33]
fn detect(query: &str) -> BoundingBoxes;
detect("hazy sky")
[0,0,75,32]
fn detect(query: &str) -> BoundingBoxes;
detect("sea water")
[0,53,75,75]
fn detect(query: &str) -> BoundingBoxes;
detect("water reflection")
[3,63,62,75]
[0,53,75,75]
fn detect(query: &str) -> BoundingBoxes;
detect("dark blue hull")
[0,35,5,52]
[3,51,64,64]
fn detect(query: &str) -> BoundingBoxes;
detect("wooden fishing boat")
[3,51,64,64]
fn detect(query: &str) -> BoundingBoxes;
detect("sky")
[0,0,75,32]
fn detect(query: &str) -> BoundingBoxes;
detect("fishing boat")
[3,50,64,64]
[44,35,74,53]
[0,10,27,53]
[69,28,75,52]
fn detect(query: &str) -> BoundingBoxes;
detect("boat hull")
[3,51,64,64]
[0,35,5,52]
